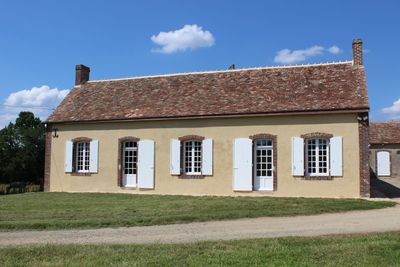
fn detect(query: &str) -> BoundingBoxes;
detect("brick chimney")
[75,64,90,85]
[352,39,363,65]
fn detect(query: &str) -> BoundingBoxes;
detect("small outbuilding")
[370,122,400,178]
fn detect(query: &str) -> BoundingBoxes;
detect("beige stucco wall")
[49,113,361,198]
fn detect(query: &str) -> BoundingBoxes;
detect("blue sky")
[0,0,399,127]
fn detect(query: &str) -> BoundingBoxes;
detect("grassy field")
[0,232,399,266]
[0,192,395,230]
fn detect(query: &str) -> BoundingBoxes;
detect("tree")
[0,112,45,184]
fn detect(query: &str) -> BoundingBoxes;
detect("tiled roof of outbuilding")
[370,122,400,144]
[47,61,369,123]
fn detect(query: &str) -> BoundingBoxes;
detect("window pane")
[307,138,329,175]
[76,142,90,172]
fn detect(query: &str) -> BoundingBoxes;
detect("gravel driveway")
[1,202,399,247]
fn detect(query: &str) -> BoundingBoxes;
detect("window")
[184,140,202,175]
[306,138,329,176]
[65,138,98,174]
[292,134,342,179]
[76,142,90,172]
[170,136,212,177]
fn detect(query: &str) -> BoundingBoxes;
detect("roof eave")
[45,107,369,125]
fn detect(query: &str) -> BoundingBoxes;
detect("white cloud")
[4,85,69,108]
[274,46,324,64]
[274,45,343,64]
[0,85,69,128]
[382,98,400,118]
[151,24,215,54]
[327,46,342,54]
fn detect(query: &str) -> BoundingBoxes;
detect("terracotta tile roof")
[370,122,400,144]
[47,62,369,123]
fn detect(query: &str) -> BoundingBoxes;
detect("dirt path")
[1,204,399,247]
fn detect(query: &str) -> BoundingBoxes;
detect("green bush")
[0,184,9,195]
[0,183,41,195]
[25,184,41,192]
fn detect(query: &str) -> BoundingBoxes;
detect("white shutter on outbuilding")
[89,140,99,173]
[377,151,391,176]
[292,137,304,176]
[233,138,253,191]
[64,140,73,173]
[329,136,343,176]
[202,138,213,175]
[137,140,155,189]
[170,139,181,175]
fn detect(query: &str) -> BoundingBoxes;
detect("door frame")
[249,134,278,192]
[253,139,274,191]
[122,142,138,187]
[118,137,140,187]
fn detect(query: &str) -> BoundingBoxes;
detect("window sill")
[70,172,92,176]
[178,174,205,179]
[303,176,333,180]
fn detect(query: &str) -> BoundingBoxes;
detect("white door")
[122,141,138,187]
[377,151,391,177]
[254,139,273,191]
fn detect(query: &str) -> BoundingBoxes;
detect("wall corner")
[358,113,370,197]
[44,124,52,192]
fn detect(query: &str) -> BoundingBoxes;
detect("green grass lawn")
[0,232,399,266]
[0,192,395,230]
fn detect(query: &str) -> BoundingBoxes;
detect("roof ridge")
[50,59,368,123]
[371,121,400,124]
[86,60,353,84]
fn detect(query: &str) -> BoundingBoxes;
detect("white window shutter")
[202,138,213,175]
[330,136,343,176]
[138,140,155,189]
[170,139,181,175]
[64,140,73,173]
[89,140,99,173]
[292,137,304,176]
[233,138,253,191]
[377,151,391,176]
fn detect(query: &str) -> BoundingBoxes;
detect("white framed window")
[306,138,329,176]
[65,139,98,174]
[184,141,202,175]
[170,137,213,176]
[76,142,90,172]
